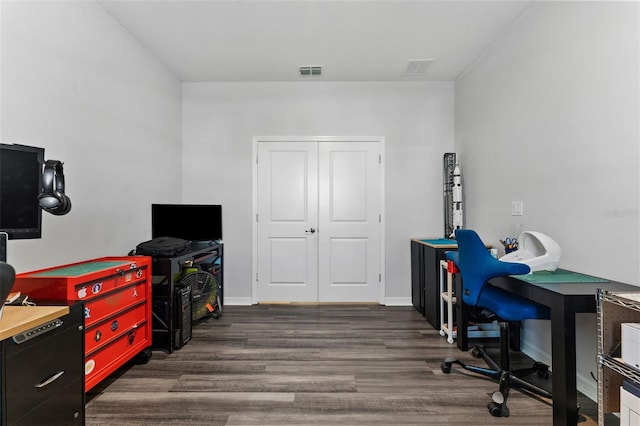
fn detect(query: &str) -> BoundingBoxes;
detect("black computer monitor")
[0,144,44,240]
[151,204,222,242]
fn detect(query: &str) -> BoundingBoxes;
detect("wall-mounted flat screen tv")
[0,144,44,239]
[152,204,222,242]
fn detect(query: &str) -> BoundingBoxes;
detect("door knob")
[305,228,316,234]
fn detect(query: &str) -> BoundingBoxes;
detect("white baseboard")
[225,297,414,306]
[577,372,598,402]
[521,341,552,371]
[521,341,597,402]
[383,297,412,306]
[223,297,254,306]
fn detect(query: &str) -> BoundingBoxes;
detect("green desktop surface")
[419,238,457,246]
[513,268,609,284]
[30,261,125,277]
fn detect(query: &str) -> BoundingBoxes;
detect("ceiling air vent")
[402,59,434,76]
[299,65,322,77]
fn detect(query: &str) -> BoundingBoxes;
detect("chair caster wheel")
[487,401,510,417]
[441,361,452,374]
[488,402,502,417]
[135,349,152,365]
[471,346,483,358]
[535,362,550,379]
[488,391,510,417]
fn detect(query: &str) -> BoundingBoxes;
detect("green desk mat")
[420,238,457,246]
[30,261,125,277]
[513,268,608,284]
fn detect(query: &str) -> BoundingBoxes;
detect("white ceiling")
[97,0,534,82]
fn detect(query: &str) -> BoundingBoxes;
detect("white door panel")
[318,142,380,302]
[269,151,308,221]
[257,142,318,302]
[328,238,368,284]
[269,238,309,283]
[329,151,368,221]
[256,139,381,303]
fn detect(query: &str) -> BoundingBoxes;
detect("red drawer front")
[12,256,153,394]
[13,256,151,302]
[83,281,147,328]
[85,303,147,355]
[73,267,147,302]
[84,321,149,392]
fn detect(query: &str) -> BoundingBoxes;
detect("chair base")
[441,345,552,417]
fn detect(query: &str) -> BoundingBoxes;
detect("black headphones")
[38,160,72,215]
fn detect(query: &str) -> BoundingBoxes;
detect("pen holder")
[500,237,519,254]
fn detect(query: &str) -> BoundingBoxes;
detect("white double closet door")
[255,139,383,303]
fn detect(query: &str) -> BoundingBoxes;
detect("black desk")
[410,238,458,328]
[455,272,637,426]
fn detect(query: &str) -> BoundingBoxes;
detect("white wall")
[455,1,639,400]
[3,0,631,401]
[1,1,182,273]
[182,82,454,304]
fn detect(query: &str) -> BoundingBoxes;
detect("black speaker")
[38,160,71,215]
[173,286,192,349]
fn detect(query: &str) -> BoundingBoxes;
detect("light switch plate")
[511,201,524,216]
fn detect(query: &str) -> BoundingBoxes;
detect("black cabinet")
[410,241,425,315]
[151,241,223,353]
[1,304,84,425]
[410,238,457,330]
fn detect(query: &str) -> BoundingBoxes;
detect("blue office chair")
[440,229,552,417]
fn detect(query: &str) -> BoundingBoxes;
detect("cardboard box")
[621,386,640,426]
[622,323,640,369]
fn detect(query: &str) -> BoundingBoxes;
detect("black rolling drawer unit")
[410,238,458,330]
[1,303,84,425]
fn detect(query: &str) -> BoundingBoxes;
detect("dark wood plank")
[86,305,597,425]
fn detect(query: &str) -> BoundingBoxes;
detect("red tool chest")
[12,256,152,392]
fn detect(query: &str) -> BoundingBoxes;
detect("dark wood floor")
[85,305,598,425]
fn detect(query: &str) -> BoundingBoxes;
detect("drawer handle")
[35,370,65,388]
[128,325,138,344]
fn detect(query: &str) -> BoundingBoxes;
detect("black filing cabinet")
[411,240,425,315]
[1,303,84,425]
[410,238,458,330]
